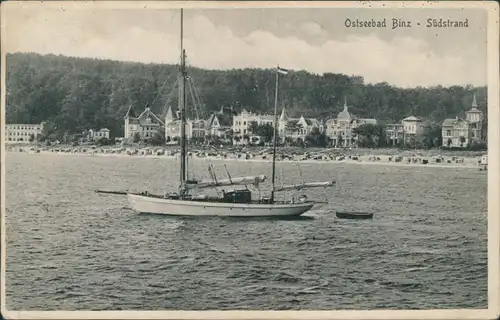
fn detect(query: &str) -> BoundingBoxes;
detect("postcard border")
[1,1,499,320]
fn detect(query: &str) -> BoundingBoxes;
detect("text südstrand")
[344,18,469,29]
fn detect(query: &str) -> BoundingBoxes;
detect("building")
[384,123,404,146]
[5,123,44,144]
[232,107,322,145]
[191,119,207,140]
[206,107,234,139]
[232,109,274,145]
[88,128,110,141]
[441,93,484,148]
[165,106,191,142]
[233,109,274,137]
[441,117,471,148]
[401,116,425,137]
[465,93,483,140]
[324,99,377,147]
[278,107,323,143]
[124,105,165,140]
[164,106,220,143]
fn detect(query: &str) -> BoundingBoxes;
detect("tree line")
[6,52,488,143]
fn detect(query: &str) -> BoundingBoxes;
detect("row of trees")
[6,52,488,144]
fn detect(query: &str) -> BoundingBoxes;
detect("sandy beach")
[8,145,487,170]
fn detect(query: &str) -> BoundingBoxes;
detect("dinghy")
[336,211,374,220]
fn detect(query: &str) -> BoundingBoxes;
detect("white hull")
[127,194,315,217]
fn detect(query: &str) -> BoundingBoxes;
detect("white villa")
[233,109,273,137]
[385,123,405,146]
[88,128,110,141]
[324,99,377,147]
[232,109,274,145]
[441,93,484,148]
[278,108,323,143]
[382,116,427,146]
[402,116,425,137]
[232,108,322,145]
[5,123,44,144]
[165,105,233,143]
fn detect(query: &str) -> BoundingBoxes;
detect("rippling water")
[5,152,487,310]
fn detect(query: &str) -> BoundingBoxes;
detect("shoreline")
[8,149,485,170]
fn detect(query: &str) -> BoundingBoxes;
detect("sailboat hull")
[127,194,315,217]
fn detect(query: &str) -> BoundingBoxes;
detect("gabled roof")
[207,114,217,127]
[305,118,320,126]
[280,107,287,121]
[137,107,165,126]
[165,106,175,120]
[442,117,469,127]
[208,111,233,128]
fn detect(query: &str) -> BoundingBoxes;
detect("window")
[446,130,451,136]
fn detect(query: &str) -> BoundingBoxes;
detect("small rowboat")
[336,211,374,220]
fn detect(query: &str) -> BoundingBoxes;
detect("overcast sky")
[2,2,490,88]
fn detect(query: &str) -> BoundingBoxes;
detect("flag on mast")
[276,66,288,75]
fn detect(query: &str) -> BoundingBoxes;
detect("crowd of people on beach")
[9,144,488,170]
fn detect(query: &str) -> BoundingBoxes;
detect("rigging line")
[295,160,304,184]
[224,164,233,184]
[146,69,176,112]
[186,77,201,120]
[203,156,213,181]
[190,77,206,120]
[186,78,200,120]
[191,77,204,120]
[191,78,204,110]
[160,80,179,119]
[185,145,194,181]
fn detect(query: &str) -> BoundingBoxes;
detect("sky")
[1,1,490,88]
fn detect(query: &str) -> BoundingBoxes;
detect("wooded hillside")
[5,52,487,139]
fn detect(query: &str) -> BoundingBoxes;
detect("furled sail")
[185,175,267,189]
[274,181,335,192]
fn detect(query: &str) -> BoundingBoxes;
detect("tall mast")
[179,8,187,188]
[270,66,280,203]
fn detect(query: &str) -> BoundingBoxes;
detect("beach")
[8,144,488,171]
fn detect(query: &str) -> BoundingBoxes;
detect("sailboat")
[97,9,335,217]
